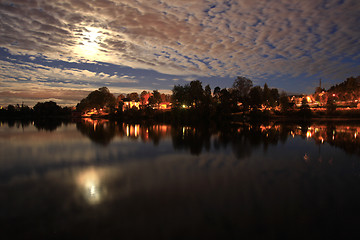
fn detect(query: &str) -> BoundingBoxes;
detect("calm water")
[1,119,360,239]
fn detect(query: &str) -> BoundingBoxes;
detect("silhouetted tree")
[327,76,360,101]
[213,86,221,98]
[127,92,140,101]
[263,83,271,105]
[249,86,263,108]
[189,80,204,108]
[7,105,15,113]
[33,101,62,116]
[232,76,253,104]
[77,87,116,112]
[269,88,280,107]
[204,85,211,97]
[279,92,290,112]
[202,84,213,112]
[172,84,191,107]
[217,88,233,115]
[149,90,161,107]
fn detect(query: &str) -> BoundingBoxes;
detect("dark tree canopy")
[248,86,263,108]
[279,92,290,112]
[149,90,162,106]
[7,105,16,112]
[262,83,280,107]
[327,76,360,101]
[213,86,221,97]
[33,101,66,116]
[219,88,231,104]
[263,83,271,103]
[172,80,206,108]
[269,88,280,106]
[172,84,191,106]
[126,92,140,101]
[76,87,116,112]
[204,85,211,97]
[189,80,204,107]
[232,76,253,101]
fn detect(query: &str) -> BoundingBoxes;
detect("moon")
[74,27,103,59]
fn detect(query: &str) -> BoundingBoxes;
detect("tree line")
[0,76,308,121]
[74,76,287,112]
[172,76,284,110]
[0,101,72,118]
[2,75,359,121]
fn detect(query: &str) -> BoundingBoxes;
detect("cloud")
[156,78,167,81]
[0,0,359,99]
[0,89,89,101]
[183,77,197,82]
[0,59,144,105]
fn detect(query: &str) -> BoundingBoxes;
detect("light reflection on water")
[76,168,104,205]
[1,119,360,239]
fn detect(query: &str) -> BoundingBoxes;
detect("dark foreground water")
[1,119,360,239]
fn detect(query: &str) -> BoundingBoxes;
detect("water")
[1,119,360,239]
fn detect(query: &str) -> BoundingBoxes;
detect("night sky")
[0,0,359,106]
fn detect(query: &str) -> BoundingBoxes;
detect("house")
[122,98,140,111]
[154,102,172,110]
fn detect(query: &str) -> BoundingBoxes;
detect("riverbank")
[240,108,360,122]
[2,107,360,125]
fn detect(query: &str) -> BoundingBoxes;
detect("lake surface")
[1,119,360,239]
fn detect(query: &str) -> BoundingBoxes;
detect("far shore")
[2,108,360,125]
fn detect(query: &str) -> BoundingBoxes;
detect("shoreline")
[2,108,360,124]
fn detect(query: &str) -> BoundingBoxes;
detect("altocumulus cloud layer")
[0,0,359,105]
